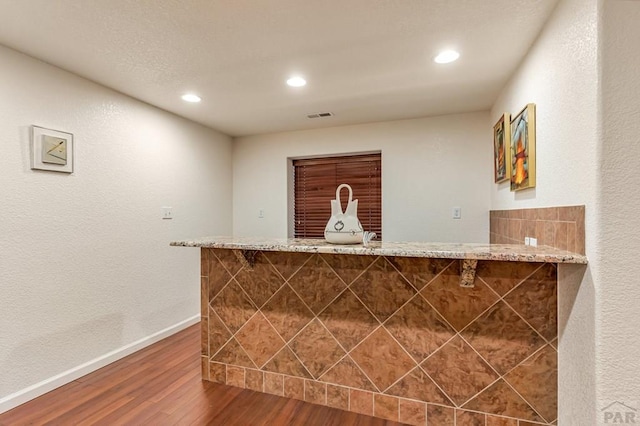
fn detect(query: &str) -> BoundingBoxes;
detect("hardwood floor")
[0,324,405,425]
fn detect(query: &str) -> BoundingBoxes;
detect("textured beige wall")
[489,0,600,423]
[0,45,233,411]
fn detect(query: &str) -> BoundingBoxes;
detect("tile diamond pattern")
[319,356,377,392]
[475,261,540,297]
[462,379,544,422]
[462,301,546,375]
[504,264,558,341]
[320,253,376,285]
[350,257,417,322]
[504,345,557,423]
[210,279,256,334]
[211,248,243,276]
[318,289,379,351]
[212,338,256,369]
[208,309,232,358]
[264,251,311,281]
[289,319,345,379]
[234,252,285,308]
[263,346,312,379]
[421,261,500,331]
[207,252,233,301]
[235,312,285,368]
[350,327,416,391]
[262,284,314,342]
[387,256,453,291]
[288,255,346,314]
[385,295,455,363]
[422,336,498,406]
[202,249,558,425]
[386,366,452,405]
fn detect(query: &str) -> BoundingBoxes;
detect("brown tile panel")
[504,264,558,341]
[201,316,208,356]
[422,336,498,406]
[235,312,285,368]
[245,369,264,392]
[288,254,346,314]
[209,362,225,384]
[201,248,209,276]
[289,319,345,379]
[386,367,452,405]
[456,409,486,426]
[475,261,540,297]
[200,277,208,315]
[263,251,311,281]
[262,284,314,342]
[461,302,546,375]
[422,262,499,332]
[203,249,558,425]
[208,309,231,358]
[318,289,379,351]
[226,365,245,388]
[350,327,416,391]
[201,356,209,381]
[304,380,327,405]
[350,257,417,322]
[427,404,455,425]
[504,345,557,423]
[262,346,312,379]
[234,252,285,308]
[327,384,349,411]
[263,372,284,396]
[210,279,256,333]
[212,338,256,369]
[399,399,426,426]
[284,376,305,400]
[319,356,377,391]
[207,253,233,301]
[462,380,543,422]
[486,415,517,426]
[212,248,243,276]
[387,257,453,291]
[321,253,376,285]
[350,389,374,416]
[384,295,455,363]
[489,206,585,254]
[374,394,399,421]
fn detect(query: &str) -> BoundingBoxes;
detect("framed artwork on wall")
[31,125,74,173]
[510,104,536,191]
[493,113,510,183]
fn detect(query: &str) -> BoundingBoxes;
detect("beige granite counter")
[170,236,588,264]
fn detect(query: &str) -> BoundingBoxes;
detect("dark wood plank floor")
[0,323,405,425]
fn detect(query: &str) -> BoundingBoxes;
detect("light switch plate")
[162,207,173,220]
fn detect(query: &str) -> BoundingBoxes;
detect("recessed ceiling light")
[181,93,202,103]
[286,76,307,87]
[434,50,460,64]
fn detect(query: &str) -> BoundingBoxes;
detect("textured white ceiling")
[0,0,558,136]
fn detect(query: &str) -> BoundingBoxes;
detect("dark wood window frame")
[292,153,382,239]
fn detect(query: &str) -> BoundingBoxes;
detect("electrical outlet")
[258,208,264,219]
[525,237,531,245]
[162,207,173,220]
[529,237,538,247]
[452,207,461,219]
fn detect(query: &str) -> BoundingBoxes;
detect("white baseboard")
[0,314,200,414]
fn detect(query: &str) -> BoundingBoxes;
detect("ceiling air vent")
[307,112,333,119]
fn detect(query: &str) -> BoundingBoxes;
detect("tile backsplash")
[490,205,585,254]
[201,248,558,425]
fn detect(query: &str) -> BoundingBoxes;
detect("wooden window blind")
[293,153,382,239]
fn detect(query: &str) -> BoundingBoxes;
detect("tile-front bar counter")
[171,238,587,426]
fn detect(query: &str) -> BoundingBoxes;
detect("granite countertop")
[170,236,588,264]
